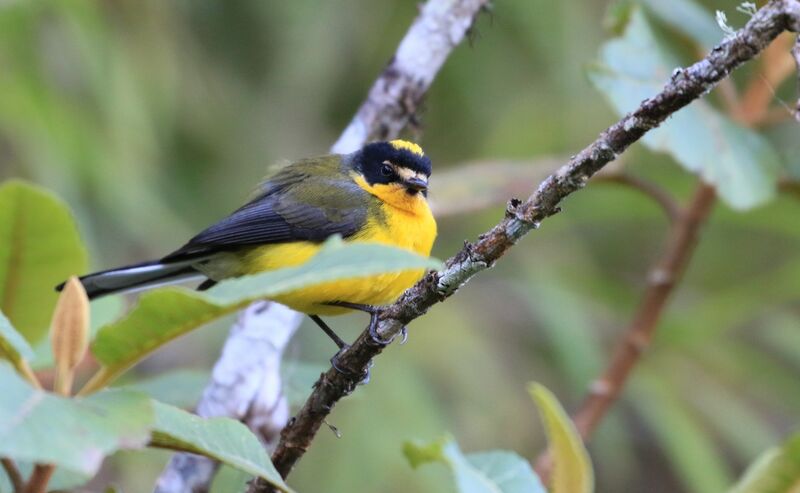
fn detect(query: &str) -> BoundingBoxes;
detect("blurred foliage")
[529,383,593,493]
[0,0,798,492]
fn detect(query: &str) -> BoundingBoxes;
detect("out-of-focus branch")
[157,0,490,491]
[535,12,800,484]
[154,302,302,493]
[331,0,491,154]
[550,183,714,470]
[261,2,800,488]
[735,32,796,122]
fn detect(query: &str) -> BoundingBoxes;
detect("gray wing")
[163,163,370,261]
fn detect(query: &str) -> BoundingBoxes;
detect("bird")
[58,139,437,358]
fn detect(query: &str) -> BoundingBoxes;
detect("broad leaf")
[0,309,34,376]
[0,365,152,475]
[588,9,780,210]
[150,400,292,493]
[0,180,88,343]
[403,435,545,493]
[90,239,440,388]
[728,433,800,493]
[529,383,593,493]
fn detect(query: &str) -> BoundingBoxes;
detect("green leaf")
[728,433,800,493]
[0,364,152,475]
[0,309,34,376]
[90,239,440,388]
[149,400,293,493]
[0,180,88,343]
[528,383,594,493]
[587,9,780,210]
[641,0,721,49]
[403,435,545,493]
[118,369,210,408]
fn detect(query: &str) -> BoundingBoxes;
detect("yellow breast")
[227,176,436,315]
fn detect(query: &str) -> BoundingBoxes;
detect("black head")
[350,140,432,195]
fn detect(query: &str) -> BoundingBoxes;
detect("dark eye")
[380,164,393,176]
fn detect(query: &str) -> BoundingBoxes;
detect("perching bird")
[59,140,437,351]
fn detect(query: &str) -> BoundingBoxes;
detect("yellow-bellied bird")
[58,140,437,354]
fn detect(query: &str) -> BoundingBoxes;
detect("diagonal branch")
[259,1,800,487]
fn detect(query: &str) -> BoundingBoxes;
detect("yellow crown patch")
[389,139,424,156]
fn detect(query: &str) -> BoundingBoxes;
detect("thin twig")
[256,2,800,488]
[1,458,24,493]
[533,11,800,483]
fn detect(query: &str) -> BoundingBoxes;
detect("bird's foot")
[367,312,408,346]
[330,345,372,386]
[325,301,408,346]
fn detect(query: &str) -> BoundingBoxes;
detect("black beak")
[405,177,428,193]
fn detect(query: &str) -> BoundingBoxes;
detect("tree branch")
[534,182,716,480]
[258,1,800,487]
[331,0,491,154]
[534,11,800,483]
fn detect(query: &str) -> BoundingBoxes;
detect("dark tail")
[58,258,207,300]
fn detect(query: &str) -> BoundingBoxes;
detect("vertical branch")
[154,303,302,493]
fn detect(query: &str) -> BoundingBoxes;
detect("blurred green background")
[1,0,799,492]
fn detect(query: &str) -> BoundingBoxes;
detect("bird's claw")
[330,345,372,385]
[367,312,408,346]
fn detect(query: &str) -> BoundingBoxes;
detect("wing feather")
[163,159,370,261]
